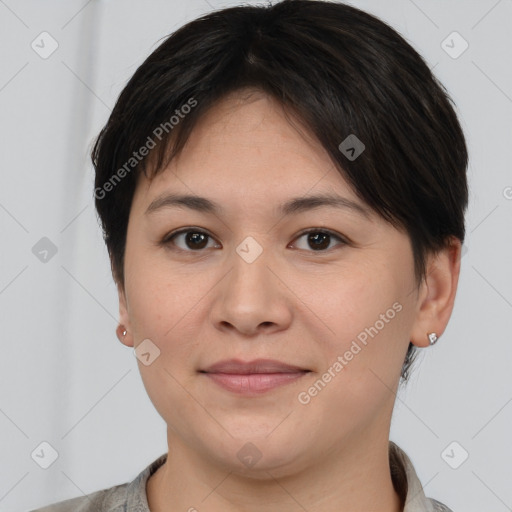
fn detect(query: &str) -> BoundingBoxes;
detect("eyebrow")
[145,192,372,219]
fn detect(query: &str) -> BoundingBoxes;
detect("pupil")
[310,233,329,250]
[187,232,207,249]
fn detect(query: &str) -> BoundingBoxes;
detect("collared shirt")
[31,441,454,511]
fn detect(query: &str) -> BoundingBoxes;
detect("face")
[118,89,435,476]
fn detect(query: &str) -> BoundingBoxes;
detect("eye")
[162,228,219,252]
[161,227,348,253]
[291,228,347,252]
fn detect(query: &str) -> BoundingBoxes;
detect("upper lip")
[201,358,310,374]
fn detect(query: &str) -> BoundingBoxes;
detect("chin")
[203,428,313,478]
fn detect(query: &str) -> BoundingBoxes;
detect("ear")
[116,282,135,348]
[410,237,462,348]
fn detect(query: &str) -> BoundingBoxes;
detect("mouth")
[199,358,311,395]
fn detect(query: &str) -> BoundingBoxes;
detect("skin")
[116,88,461,512]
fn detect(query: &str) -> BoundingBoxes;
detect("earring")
[116,324,128,341]
[427,332,438,345]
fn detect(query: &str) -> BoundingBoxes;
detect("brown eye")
[292,229,346,252]
[163,229,218,251]
[161,227,347,253]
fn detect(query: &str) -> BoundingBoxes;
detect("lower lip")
[203,372,308,395]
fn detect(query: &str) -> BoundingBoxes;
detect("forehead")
[132,89,364,215]
[181,88,327,162]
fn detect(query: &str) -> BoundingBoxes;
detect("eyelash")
[160,227,349,254]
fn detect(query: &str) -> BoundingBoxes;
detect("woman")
[33,0,467,510]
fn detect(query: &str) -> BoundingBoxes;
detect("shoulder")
[389,441,455,512]
[30,483,129,512]
[29,482,129,512]
[428,497,455,511]
[30,452,168,512]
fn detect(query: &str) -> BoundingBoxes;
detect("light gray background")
[1,1,511,511]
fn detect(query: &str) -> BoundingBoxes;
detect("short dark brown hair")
[91,0,468,381]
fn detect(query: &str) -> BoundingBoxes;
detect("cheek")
[297,290,408,434]
[301,266,411,389]
[125,263,206,421]
[297,264,403,340]
[124,242,203,336]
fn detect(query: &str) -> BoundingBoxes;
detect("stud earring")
[427,332,438,345]
[116,324,128,341]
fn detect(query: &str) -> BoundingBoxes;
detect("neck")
[147,429,402,512]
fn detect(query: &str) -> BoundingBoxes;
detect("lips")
[201,358,309,374]
[200,358,310,395]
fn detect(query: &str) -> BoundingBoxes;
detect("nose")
[210,241,293,337]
